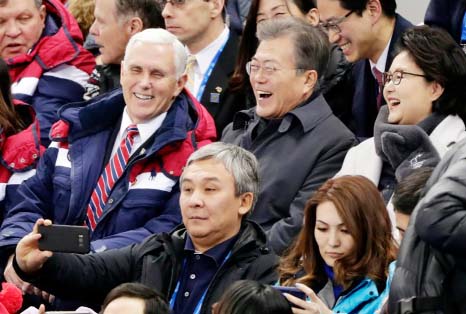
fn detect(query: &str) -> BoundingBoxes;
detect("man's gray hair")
[124,28,187,79]
[34,0,42,8]
[256,17,330,78]
[182,142,260,209]
[114,0,164,29]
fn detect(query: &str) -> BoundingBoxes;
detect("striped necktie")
[86,124,139,230]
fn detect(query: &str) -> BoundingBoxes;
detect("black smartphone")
[38,225,90,254]
[273,285,307,301]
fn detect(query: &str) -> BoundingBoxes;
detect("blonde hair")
[67,0,95,38]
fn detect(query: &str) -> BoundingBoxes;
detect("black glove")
[380,124,440,181]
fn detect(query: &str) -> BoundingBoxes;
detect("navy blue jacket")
[0,89,216,254]
[351,14,412,138]
[424,0,466,43]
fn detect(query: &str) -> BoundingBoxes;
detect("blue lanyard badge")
[169,251,232,314]
[196,39,228,100]
[461,11,466,49]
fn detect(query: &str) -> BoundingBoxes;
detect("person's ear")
[174,73,188,98]
[209,0,225,19]
[367,0,382,24]
[429,81,445,102]
[303,70,318,94]
[120,61,125,84]
[39,5,46,25]
[211,302,220,314]
[306,8,320,26]
[127,17,144,35]
[238,192,254,216]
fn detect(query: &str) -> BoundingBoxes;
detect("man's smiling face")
[120,41,185,124]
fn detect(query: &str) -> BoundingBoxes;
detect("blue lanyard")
[461,11,466,45]
[169,251,232,314]
[195,38,228,100]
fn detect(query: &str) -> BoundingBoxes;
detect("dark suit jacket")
[424,0,466,43]
[351,14,412,138]
[200,31,245,137]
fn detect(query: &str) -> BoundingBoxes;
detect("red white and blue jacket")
[0,88,216,253]
[5,0,95,146]
[0,105,45,224]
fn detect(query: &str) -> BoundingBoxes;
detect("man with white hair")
[0,28,216,304]
[83,0,165,99]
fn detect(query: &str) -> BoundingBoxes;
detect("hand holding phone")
[38,225,90,254]
[273,285,307,301]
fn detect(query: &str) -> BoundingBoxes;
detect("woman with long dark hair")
[279,175,397,314]
[0,58,44,224]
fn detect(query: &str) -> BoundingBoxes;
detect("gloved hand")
[380,123,440,181]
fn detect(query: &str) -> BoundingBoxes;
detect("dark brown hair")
[392,167,433,216]
[115,0,165,29]
[100,283,169,314]
[229,0,260,92]
[229,0,318,92]
[279,175,397,289]
[0,58,24,135]
[214,280,292,314]
[394,25,466,121]
[337,0,396,18]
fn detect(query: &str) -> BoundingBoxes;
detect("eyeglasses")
[154,0,188,9]
[382,70,428,86]
[155,0,208,9]
[318,10,354,34]
[246,61,305,76]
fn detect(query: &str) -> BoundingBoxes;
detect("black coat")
[200,31,246,137]
[15,221,279,313]
[424,0,466,44]
[388,138,466,314]
[351,14,412,138]
[319,44,354,132]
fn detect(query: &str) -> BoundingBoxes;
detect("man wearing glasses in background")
[222,17,356,255]
[316,0,412,138]
[158,0,244,137]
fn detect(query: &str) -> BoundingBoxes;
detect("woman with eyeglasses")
[278,175,397,314]
[337,25,466,235]
[227,0,354,131]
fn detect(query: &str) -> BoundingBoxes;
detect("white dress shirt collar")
[370,35,392,78]
[111,108,167,158]
[187,26,230,98]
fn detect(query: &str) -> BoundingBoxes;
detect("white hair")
[123,28,187,78]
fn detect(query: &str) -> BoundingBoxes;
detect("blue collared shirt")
[172,235,238,314]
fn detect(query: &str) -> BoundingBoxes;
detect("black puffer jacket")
[15,221,279,313]
[319,44,354,131]
[388,137,466,314]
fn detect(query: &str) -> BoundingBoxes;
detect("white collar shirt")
[111,108,167,158]
[187,26,230,99]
